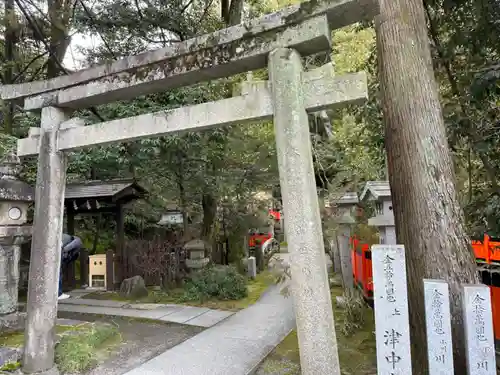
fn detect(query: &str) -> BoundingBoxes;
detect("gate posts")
[23,107,69,375]
[269,47,341,375]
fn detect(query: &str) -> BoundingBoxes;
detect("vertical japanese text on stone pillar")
[372,245,412,375]
[463,284,496,375]
[423,279,454,375]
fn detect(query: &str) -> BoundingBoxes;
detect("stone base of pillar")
[0,312,26,333]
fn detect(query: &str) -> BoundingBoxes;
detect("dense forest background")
[0,0,498,253]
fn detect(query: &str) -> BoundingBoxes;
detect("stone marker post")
[372,244,412,375]
[269,47,340,375]
[23,107,70,375]
[247,256,257,279]
[462,284,496,375]
[330,238,342,275]
[0,152,34,331]
[423,279,454,375]
[333,192,358,291]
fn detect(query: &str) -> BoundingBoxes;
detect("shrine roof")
[65,179,147,202]
[359,181,391,201]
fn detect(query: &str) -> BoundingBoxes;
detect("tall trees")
[375,0,479,374]
[46,0,73,78]
[2,0,16,135]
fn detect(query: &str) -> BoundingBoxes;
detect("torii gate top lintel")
[0,0,379,107]
[14,1,381,373]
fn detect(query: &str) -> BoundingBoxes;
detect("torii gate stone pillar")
[269,48,341,373]
[1,1,379,373]
[22,107,73,375]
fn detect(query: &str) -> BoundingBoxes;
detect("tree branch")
[424,0,500,194]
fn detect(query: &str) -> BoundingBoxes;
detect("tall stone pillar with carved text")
[23,107,69,375]
[269,47,340,375]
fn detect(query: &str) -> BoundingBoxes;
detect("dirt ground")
[57,312,204,375]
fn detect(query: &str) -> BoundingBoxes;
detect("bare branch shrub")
[129,235,187,289]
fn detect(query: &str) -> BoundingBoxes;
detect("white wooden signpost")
[424,279,454,375]
[463,284,496,375]
[372,245,412,375]
[372,245,497,375]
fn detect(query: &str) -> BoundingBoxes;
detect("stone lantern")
[0,151,34,330]
[330,192,359,290]
[360,181,395,245]
[184,239,210,269]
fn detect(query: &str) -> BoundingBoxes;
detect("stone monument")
[0,151,34,332]
[184,239,210,269]
[331,192,358,290]
[360,181,396,245]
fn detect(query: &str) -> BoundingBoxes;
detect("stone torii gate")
[1,1,379,374]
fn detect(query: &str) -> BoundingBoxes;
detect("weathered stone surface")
[58,298,128,308]
[463,284,496,375]
[372,244,412,375]
[184,309,234,328]
[23,16,331,110]
[0,153,33,318]
[0,312,26,333]
[247,257,257,279]
[337,224,354,290]
[0,347,22,367]
[18,69,368,158]
[23,107,69,375]
[0,246,21,315]
[269,48,339,374]
[57,303,173,319]
[1,0,378,102]
[423,279,454,375]
[158,306,210,324]
[0,152,34,202]
[119,276,149,299]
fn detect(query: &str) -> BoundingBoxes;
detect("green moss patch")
[0,325,87,348]
[0,361,21,372]
[0,323,121,374]
[258,285,376,375]
[55,323,121,374]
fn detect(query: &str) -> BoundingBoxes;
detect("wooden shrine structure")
[64,179,147,288]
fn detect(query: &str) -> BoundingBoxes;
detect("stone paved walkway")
[121,281,295,375]
[58,298,234,328]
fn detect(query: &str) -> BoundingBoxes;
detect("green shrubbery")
[181,265,248,302]
[55,324,119,373]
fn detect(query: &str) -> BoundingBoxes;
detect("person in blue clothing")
[58,234,83,300]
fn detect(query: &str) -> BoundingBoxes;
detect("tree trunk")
[375,1,480,374]
[178,159,188,235]
[201,193,217,243]
[3,0,16,135]
[47,0,72,78]
[221,0,244,26]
